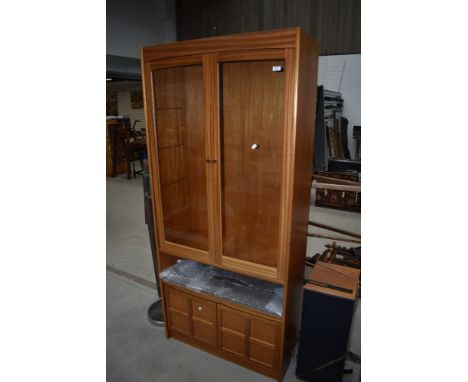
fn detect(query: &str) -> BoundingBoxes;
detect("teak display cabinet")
[141,28,318,381]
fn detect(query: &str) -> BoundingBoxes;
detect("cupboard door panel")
[219,306,246,333]
[218,305,248,357]
[220,328,246,357]
[167,288,189,313]
[169,310,191,335]
[153,64,209,252]
[166,288,191,336]
[249,317,280,368]
[250,318,279,345]
[191,296,217,347]
[219,60,286,269]
[192,318,216,346]
[249,340,277,367]
[165,286,217,349]
[191,298,216,323]
[217,304,281,371]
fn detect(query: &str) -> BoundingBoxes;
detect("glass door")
[217,55,287,279]
[152,62,210,257]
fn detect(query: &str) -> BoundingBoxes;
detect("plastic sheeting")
[160,260,283,317]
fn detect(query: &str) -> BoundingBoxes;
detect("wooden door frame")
[142,54,214,264]
[142,41,299,283]
[210,48,295,283]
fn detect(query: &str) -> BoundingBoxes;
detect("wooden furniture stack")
[314,170,361,212]
[141,28,319,381]
[106,119,128,177]
[106,118,147,179]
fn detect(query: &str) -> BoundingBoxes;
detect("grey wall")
[176,0,360,55]
[107,0,176,59]
[318,54,361,156]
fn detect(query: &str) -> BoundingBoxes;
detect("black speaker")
[295,263,359,382]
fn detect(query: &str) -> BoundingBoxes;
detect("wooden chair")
[130,120,147,177]
[108,118,141,179]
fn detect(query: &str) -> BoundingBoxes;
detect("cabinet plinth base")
[163,283,283,381]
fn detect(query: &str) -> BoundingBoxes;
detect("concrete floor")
[107,175,361,381]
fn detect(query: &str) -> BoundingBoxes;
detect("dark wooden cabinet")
[142,28,319,380]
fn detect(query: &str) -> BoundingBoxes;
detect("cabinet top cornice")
[141,28,302,62]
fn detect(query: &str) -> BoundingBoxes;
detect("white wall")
[107,81,145,129]
[317,54,361,156]
[106,0,176,59]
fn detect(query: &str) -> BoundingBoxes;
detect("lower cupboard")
[163,283,282,379]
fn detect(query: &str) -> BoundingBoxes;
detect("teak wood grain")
[162,281,282,322]
[220,59,285,269]
[142,28,297,61]
[153,64,209,252]
[141,28,319,381]
[305,262,360,300]
[280,30,319,379]
[163,282,281,379]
